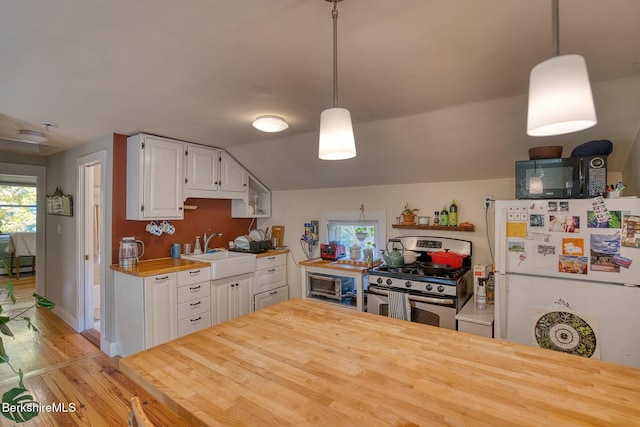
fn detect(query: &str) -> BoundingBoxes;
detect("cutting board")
[271,225,285,248]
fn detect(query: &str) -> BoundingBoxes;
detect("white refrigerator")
[494,197,640,368]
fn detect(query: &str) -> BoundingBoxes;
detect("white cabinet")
[115,270,177,356]
[184,144,219,194]
[184,145,249,200]
[252,253,288,311]
[127,134,184,220]
[254,286,288,311]
[114,265,210,356]
[219,151,247,193]
[211,273,252,325]
[232,173,271,218]
[177,267,211,337]
[143,273,178,349]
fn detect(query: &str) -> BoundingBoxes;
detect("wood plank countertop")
[119,298,640,426]
[300,257,378,273]
[110,257,210,277]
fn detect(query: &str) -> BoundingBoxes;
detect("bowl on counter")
[403,250,419,264]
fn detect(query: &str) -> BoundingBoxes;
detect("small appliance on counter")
[320,243,346,260]
[118,237,144,267]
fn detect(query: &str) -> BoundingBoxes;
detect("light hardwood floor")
[0,277,190,426]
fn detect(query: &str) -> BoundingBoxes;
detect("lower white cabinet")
[115,271,177,356]
[254,286,289,311]
[211,273,252,325]
[252,253,288,311]
[143,273,178,349]
[177,267,211,337]
[114,265,210,356]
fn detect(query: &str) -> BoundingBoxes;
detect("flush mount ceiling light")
[252,116,289,132]
[16,130,48,144]
[318,0,356,160]
[527,0,597,137]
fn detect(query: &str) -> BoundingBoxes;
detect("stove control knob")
[376,277,383,284]
[386,279,393,285]
[437,285,445,293]
[404,281,412,288]
[426,284,433,291]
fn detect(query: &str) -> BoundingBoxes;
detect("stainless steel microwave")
[515,156,607,199]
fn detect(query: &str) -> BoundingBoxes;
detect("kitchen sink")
[183,251,257,280]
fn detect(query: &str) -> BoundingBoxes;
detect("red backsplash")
[111,134,254,261]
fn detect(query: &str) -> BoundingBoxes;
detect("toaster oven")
[307,273,355,301]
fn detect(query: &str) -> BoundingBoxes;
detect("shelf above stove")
[392,224,475,232]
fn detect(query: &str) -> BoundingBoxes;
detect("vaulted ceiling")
[1,0,639,190]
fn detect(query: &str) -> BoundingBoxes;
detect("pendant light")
[318,0,356,160]
[527,0,597,137]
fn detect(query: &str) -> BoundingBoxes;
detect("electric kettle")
[119,237,145,267]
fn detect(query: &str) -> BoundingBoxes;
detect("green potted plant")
[401,204,419,225]
[0,278,56,423]
[355,226,368,241]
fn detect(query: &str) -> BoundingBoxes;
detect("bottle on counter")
[193,236,203,254]
[449,200,458,226]
[433,211,440,225]
[476,278,487,310]
[486,272,495,304]
[439,205,449,226]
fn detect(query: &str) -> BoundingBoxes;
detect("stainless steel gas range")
[367,236,473,330]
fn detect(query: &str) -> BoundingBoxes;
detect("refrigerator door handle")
[498,274,509,339]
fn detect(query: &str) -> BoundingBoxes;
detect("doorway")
[77,152,106,342]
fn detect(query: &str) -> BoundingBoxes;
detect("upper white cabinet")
[185,144,219,193]
[219,151,247,193]
[127,134,184,220]
[231,174,271,218]
[183,145,251,201]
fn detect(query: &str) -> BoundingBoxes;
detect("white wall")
[45,135,114,340]
[622,127,640,196]
[259,178,515,299]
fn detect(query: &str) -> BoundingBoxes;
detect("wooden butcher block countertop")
[110,257,210,277]
[300,257,380,273]
[120,298,640,426]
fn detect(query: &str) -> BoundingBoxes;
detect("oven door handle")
[368,287,454,305]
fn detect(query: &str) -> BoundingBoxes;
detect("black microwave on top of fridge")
[515,155,607,199]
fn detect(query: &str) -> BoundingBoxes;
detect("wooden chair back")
[127,396,155,427]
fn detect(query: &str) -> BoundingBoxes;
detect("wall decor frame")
[46,187,73,216]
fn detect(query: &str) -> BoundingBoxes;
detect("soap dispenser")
[193,236,203,254]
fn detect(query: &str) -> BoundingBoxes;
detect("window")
[320,210,386,255]
[0,184,37,233]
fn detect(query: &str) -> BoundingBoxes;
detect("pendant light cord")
[332,0,339,108]
[552,0,559,56]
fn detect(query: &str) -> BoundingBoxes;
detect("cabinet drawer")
[254,265,286,294]
[177,267,210,287]
[177,296,211,320]
[254,285,289,311]
[178,312,212,337]
[177,280,210,303]
[256,253,285,270]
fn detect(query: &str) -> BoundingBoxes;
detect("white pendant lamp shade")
[319,107,356,160]
[527,54,597,137]
[252,115,289,132]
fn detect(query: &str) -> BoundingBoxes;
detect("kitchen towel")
[388,290,411,321]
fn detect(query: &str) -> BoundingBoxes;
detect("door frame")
[0,162,46,296]
[76,151,107,333]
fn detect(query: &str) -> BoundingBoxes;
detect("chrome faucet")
[203,228,223,253]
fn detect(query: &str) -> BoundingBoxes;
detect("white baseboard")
[101,338,118,357]
[52,305,80,332]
